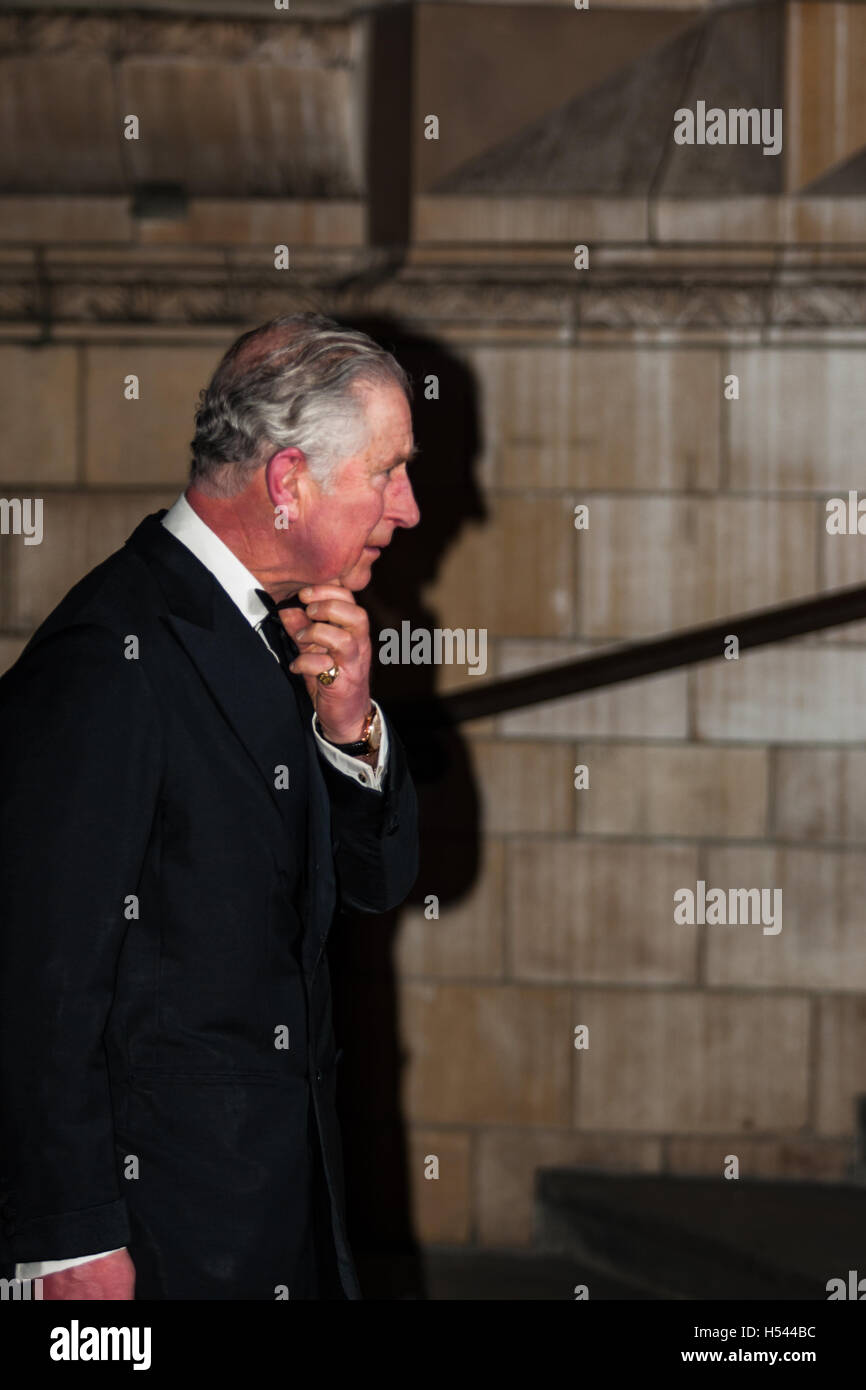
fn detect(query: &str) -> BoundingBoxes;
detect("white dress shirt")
[15,493,388,1282]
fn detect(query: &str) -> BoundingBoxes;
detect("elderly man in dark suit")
[0,312,420,1300]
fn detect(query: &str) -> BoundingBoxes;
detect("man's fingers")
[292,622,355,660]
[290,651,347,679]
[298,580,349,604]
[289,599,368,636]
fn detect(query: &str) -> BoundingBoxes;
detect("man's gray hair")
[190,312,412,498]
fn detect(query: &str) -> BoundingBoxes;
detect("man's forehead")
[357,383,412,433]
[357,377,409,410]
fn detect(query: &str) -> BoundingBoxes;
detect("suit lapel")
[128,513,303,832]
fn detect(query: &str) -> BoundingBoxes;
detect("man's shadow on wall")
[326,316,486,1299]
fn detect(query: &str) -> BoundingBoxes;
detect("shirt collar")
[161,492,268,629]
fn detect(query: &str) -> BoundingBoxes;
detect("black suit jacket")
[0,511,418,1299]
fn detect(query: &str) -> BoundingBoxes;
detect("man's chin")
[341,556,376,591]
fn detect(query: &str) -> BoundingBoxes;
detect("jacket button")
[315,1069,323,1083]
[386,817,399,836]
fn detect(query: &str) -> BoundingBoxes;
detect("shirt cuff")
[312,701,389,792]
[15,1248,125,1280]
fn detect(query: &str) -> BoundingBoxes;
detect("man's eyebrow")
[388,444,420,465]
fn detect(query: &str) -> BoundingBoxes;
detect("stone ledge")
[0,9,355,61]
[2,252,866,331]
[0,197,365,247]
[416,194,866,246]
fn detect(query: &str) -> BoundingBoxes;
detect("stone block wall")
[1,0,865,1255]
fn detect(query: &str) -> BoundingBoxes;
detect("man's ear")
[264,446,305,519]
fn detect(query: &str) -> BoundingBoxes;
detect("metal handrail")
[390,583,866,729]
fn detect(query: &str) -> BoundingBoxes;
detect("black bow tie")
[255,588,303,670]
[256,588,306,615]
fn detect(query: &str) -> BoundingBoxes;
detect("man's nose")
[389,477,421,530]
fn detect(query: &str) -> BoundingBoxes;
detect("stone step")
[535,1170,866,1300]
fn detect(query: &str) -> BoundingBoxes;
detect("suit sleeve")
[318,710,418,915]
[0,623,163,1263]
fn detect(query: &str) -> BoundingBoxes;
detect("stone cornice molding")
[3,254,866,330]
[0,10,354,62]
